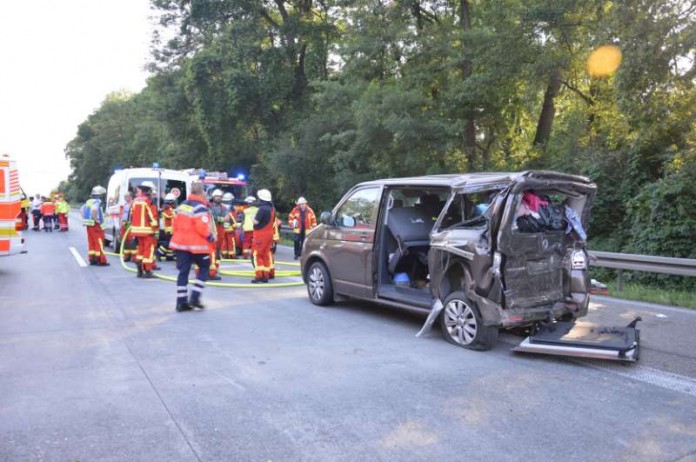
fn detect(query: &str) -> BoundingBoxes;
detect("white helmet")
[164,193,176,202]
[297,196,307,205]
[211,189,223,198]
[222,192,234,202]
[257,189,272,202]
[140,181,156,190]
[245,196,256,204]
[91,185,106,195]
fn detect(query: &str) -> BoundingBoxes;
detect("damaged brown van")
[301,171,596,351]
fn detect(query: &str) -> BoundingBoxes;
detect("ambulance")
[104,166,191,250]
[0,153,25,256]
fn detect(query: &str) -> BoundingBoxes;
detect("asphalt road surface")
[1,215,695,461]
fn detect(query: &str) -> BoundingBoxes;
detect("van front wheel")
[439,291,498,350]
[307,261,334,306]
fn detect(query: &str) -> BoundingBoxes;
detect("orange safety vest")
[40,201,56,216]
[170,194,213,254]
[288,205,317,234]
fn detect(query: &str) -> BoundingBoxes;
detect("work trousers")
[252,233,273,280]
[42,215,54,231]
[293,230,306,258]
[32,210,41,230]
[176,251,210,306]
[86,224,107,264]
[134,234,157,272]
[57,213,69,231]
[242,230,254,259]
[221,232,236,259]
[119,225,137,261]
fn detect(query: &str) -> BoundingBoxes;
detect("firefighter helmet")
[140,181,156,191]
[257,189,272,202]
[91,185,106,195]
[222,192,234,202]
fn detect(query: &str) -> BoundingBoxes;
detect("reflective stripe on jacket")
[288,205,317,234]
[129,196,159,236]
[55,200,70,214]
[169,194,213,254]
[82,198,103,226]
[162,206,175,234]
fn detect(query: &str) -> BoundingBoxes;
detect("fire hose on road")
[104,228,304,289]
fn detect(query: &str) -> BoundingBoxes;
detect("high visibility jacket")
[288,205,317,234]
[170,194,213,254]
[161,205,175,234]
[40,201,56,216]
[55,200,70,214]
[254,203,276,238]
[129,196,159,236]
[82,198,103,226]
[242,206,258,232]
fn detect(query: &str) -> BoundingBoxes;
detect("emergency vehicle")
[0,153,25,256]
[104,167,190,250]
[184,169,249,256]
[182,169,248,201]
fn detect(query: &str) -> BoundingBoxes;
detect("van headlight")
[571,250,588,270]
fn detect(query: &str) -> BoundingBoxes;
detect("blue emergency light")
[237,173,246,180]
[152,162,160,169]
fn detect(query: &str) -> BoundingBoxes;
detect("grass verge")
[604,282,696,310]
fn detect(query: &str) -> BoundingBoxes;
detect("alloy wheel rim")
[443,299,477,345]
[309,266,324,300]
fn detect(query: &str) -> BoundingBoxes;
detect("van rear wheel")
[307,261,334,306]
[439,291,498,350]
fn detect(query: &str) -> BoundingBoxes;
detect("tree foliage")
[64,0,696,287]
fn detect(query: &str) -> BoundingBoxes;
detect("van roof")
[112,168,190,179]
[355,170,593,189]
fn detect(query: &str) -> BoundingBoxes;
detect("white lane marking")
[578,360,696,398]
[69,247,88,267]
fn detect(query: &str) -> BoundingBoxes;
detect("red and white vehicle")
[0,153,25,256]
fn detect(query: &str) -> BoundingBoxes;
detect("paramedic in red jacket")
[169,182,216,311]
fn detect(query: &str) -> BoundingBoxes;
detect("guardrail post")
[616,269,623,293]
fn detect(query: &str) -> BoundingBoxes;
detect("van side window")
[336,187,380,229]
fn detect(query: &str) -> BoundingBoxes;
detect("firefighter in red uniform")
[288,196,317,259]
[269,216,282,279]
[170,182,216,312]
[251,189,276,283]
[241,196,257,260]
[81,186,109,266]
[129,181,159,278]
[158,193,176,260]
[119,192,137,261]
[221,192,238,259]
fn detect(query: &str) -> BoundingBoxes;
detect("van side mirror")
[319,211,333,225]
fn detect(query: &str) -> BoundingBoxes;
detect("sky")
[0,0,153,196]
